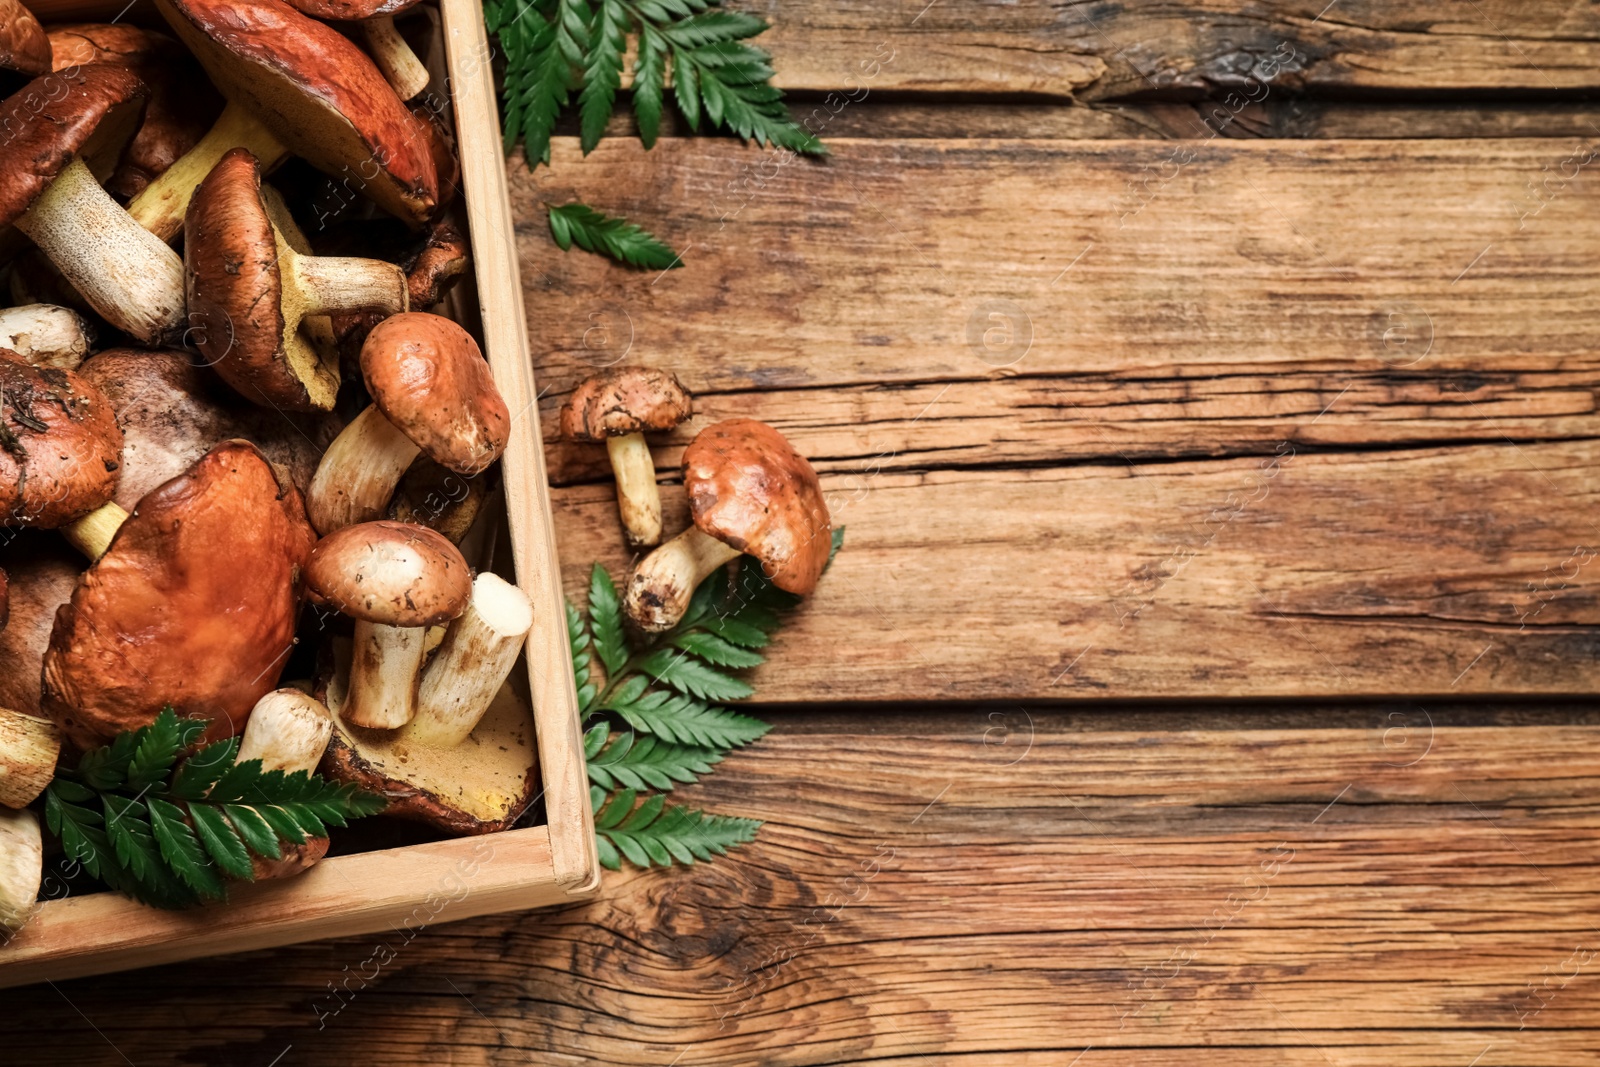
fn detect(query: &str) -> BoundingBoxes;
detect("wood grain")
[9,719,1600,1065]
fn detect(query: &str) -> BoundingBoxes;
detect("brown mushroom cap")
[0,352,122,530]
[361,313,509,475]
[284,0,418,18]
[0,0,50,76]
[0,532,76,714]
[0,63,146,229]
[47,24,223,200]
[154,0,437,226]
[683,418,832,596]
[78,348,338,508]
[0,565,7,632]
[41,440,318,750]
[304,519,471,627]
[559,367,692,442]
[405,219,469,308]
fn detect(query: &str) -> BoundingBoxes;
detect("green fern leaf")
[608,690,768,748]
[595,792,761,870]
[147,797,227,901]
[579,0,629,153]
[588,562,630,676]
[587,729,723,791]
[639,647,754,701]
[548,202,683,270]
[670,630,764,669]
[633,21,668,147]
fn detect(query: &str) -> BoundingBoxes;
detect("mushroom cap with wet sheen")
[284,0,418,17]
[559,367,692,441]
[305,520,471,627]
[361,313,510,475]
[0,0,50,76]
[41,440,317,749]
[0,352,123,530]
[683,418,832,596]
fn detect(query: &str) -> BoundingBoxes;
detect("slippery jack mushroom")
[399,572,533,748]
[625,418,833,633]
[185,148,408,413]
[307,312,508,534]
[303,521,472,730]
[0,65,186,344]
[560,367,692,548]
[0,304,93,370]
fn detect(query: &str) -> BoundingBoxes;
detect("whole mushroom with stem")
[308,312,508,534]
[560,367,692,548]
[625,419,833,633]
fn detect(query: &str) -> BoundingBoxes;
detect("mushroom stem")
[401,573,534,748]
[239,689,333,774]
[0,304,92,370]
[607,432,663,548]
[625,525,742,633]
[15,158,184,345]
[290,254,410,318]
[0,807,41,935]
[126,100,288,243]
[307,405,423,535]
[59,501,128,562]
[346,618,426,729]
[363,16,429,101]
[0,708,60,809]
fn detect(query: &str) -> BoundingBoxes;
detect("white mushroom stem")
[127,101,288,243]
[607,432,663,548]
[59,501,127,562]
[625,525,742,633]
[401,573,533,748]
[345,618,426,730]
[0,708,60,809]
[307,405,422,535]
[0,304,92,370]
[0,807,41,935]
[239,689,334,774]
[15,158,184,345]
[363,16,430,100]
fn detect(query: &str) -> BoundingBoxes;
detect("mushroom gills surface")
[625,525,743,633]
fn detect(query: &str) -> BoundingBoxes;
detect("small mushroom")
[0,706,59,809]
[303,520,471,730]
[0,65,186,344]
[0,352,127,560]
[0,533,76,715]
[46,22,223,200]
[307,313,508,534]
[41,440,318,750]
[0,304,92,370]
[154,0,438,228]
[399,572,533,749]
[185,148,408,413]
[625,419,833,632]
[238,688,333,774]
[79,348,337,508]
[560,367,692,548]
[284,0,429,100]
[405,219,470,309]
[0,807,41,935]
[386,456,487,544]
[0,0,49,77]
[317,637,539,835]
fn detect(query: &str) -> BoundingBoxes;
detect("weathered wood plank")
[12,722,1600,1064]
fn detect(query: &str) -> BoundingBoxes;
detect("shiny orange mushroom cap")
[682,418,832,596]
[559,366,692,442]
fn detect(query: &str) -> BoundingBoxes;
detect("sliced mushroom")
[0,0,48,77]
[78,348,337,508]
[0,304,92,370]
[185,148,407,412]
[0,807,41,934]
[41,440,318,750]
[46,22,223,200]
[0,65,185,344]
[0,533,76,715]
[318,636,539,835]
[0,706,58,808]
[399,572,533,748]
[303,520,471,730]
[625,418,833,632]
[284,0,428,100]
[560,367,692,548]
[238,688,333,774]
[0,352,127,560]
[307,313,507,534]
[154,0,438,228]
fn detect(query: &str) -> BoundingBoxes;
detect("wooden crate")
[0,0,598,987]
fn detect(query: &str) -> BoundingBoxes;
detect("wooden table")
[12,2,1600,1063]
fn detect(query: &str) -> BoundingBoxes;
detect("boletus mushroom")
[0,352,127,560]
[317,636,539,835]
[41,440,318,750]
[0,806,41,935]
[303,520,471,730]
[0,0,49,78]
[284,0,430,100]
[560,367,692,548]
[185,148,408,413]
[0,532,76,715]
[239,688,333,774]
[0,304,92,371]
[625,418,833,632]
[0,706,59,809]
[0,64,186,344]
[307,313,508,534]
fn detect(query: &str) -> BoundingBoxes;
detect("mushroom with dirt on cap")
[625,418,833,633]
[560,367,692,548]
[304,520,472,730]
[185,148,408,413]
[0,64,186,344]
[307,312,508,534]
